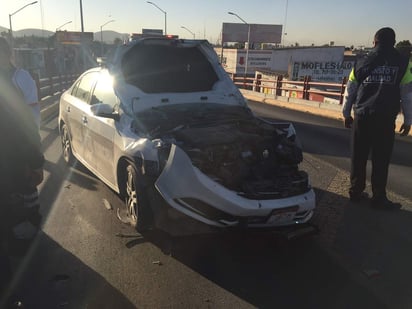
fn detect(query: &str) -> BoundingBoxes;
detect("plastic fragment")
[115,233,142,238]
[103,198,113,210]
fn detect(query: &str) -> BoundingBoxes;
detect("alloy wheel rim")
[126,169,138,223]
[62,128,70,162]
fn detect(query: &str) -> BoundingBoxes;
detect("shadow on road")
[18,109,411,308]
[123,187,394,309]
[1,232,135,308]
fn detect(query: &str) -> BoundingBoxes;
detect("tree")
[113,37,122,45]
[396,40,411,48]
[396,40,412,59]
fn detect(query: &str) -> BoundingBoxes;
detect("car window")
[90,72,118,106]
[70,80,81,97]
[72,72,99,104]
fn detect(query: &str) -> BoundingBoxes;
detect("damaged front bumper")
[155,145,316,228]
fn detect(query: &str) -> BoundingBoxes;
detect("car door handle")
[66,106,71,112]
[82,116,88,124]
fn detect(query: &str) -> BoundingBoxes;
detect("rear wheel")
[125,164,153,232]
[61,124,75,165]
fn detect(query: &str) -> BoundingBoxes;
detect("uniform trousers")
[350,113,396,200]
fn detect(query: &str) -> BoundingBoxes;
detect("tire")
[125,164,153,232]
[61,123,75,166]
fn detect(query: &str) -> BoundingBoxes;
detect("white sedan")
[58,36,316,233]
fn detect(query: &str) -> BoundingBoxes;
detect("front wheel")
[125,164,153,232]
[61,123,75,166]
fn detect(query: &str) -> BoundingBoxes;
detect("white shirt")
[12,68,40,128]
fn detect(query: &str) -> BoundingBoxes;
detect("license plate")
[267,207,298,224]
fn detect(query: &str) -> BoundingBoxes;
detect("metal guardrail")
[38,72,347,105]
[33,73,79,99]
[32,73,80,121]
[231,74,348,105]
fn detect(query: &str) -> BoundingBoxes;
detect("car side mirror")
[90,103,120,121]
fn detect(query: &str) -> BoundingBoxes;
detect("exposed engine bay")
[136,103,310,199]
[134,104,310,200]
[170,121,308,199]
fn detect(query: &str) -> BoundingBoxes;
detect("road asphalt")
[32,88,412,308]
[241,89,412,308]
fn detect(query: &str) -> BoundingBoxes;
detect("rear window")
[121,43,219,93]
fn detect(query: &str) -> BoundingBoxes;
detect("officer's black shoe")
[349,191,369,202]
[370,197,402,210]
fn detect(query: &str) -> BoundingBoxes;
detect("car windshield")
[121,42,219,93]
[132,103,254,136]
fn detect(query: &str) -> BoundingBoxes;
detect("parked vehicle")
[58,37,316,233]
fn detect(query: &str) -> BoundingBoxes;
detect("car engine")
[168,120,310,199]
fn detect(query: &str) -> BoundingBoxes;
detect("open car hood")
[107,38,245,114]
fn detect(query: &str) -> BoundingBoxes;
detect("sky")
[1,0,411,47]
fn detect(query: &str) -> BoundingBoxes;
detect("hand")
[27,168,44,187]
[399,124,411,136]
[344,116,353,128]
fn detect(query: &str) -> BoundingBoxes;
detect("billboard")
[56,31,94,45]
[142,28,163,36]
[222,23,282,44]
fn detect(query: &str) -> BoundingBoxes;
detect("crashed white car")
[58,37,315,233]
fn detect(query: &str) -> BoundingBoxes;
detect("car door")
[66,71,99,161]
[83,70,118,186]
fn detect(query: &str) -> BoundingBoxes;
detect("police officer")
[342,27,412,209]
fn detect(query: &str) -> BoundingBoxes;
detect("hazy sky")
[1,0,411,47]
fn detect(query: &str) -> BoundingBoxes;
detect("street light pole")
[147,1,167,35]
[100,20,115,56]
[282,0,289,47]
[8,1,38,49]
[181,26,195,39]
[228,11,250,77]
[79,0,84,32]
[56,20,72,32]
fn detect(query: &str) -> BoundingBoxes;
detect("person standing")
[0,37,44,299]
[342,27,412,209]
[0,37,42,213]
[0,56,44,300]
[0,38,40,128]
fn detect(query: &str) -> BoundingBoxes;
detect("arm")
[400,62,412,136]
[13,69,40,128]
[342,69,358,128]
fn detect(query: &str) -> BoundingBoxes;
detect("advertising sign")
[222,23,282,44]
[56,31,94,45]
[142,28,163,36]
[291,61,354,82]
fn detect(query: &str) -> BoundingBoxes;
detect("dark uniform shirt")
[343,46,412,124]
